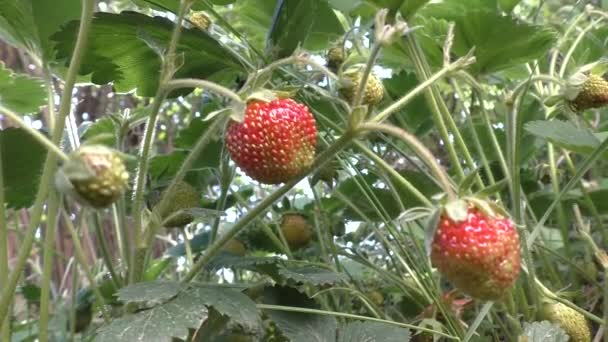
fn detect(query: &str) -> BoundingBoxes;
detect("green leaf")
[525,120,605,155]
[0,63,46,113]
[337,321,411,342]
[327,0,365,13]
[521,321,569,342]
[400,0,430,18]
[187,285,261,332]
[278,263,348,286]
[498,0,521,12]
[116,280,181,305]
[52,11,244,97]
[332,175,402,221]
[80,116,117,146]
[382,71,433,134]
[97,285,261,341]
[96,290,209,342]
[415,1,556,74]
[0,128,47,208]
[267,310,337,342]
[0,0,81,60]
[267,0,343,58]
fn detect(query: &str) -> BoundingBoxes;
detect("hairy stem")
[360,122,456,201]
[129,0,193,283]
[38,191,60,342]
[62,211,110,322]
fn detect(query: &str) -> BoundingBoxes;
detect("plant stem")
[506,95,540,317]
[360,122,456,201]
[182,132,357,282]
[166,79,244,103]
[370,58,468,124]
[528,136,608,247]
[403,36,466,181]
[355,142,432,207]
[62,210,110,322]
[93,213,122,288]
[257,304,459,339]
[143,116,225,258]
[353,43,381,107]
[0,105,68,161]
[562,151,607,246]
[463,302,494,342]
[0,0,95,324]
[0,145,9,341]
[558,18,603,78]
[38,191,60,342]
[129,0,193,283]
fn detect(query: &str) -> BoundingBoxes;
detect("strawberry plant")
[0,0,607,341]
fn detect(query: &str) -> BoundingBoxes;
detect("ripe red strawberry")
[225,99,317,184]
[430,205,521,301]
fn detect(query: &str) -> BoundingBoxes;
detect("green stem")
[463,302,494,342]
[129,0,193,283]
[558,18,603,78]
[370,57,469,124]
[355,142,432,207]
[257,304,458,339]
[62,211,110,322]
[0,0,95,323]
[210,154,233,244]
[360,122,456,201]
[562,151,607,247]
[182,132,357,282]
[528,136,608,248]
[38,191,60,342]
[548,146,571,253]
[353,43,381,107]
[456,71,511,181]
[404,36,466,181]
[93,213,122,288]
[0,105,68,161]
[145,116,225,250]
[509,75,564,101]
[506,96,540,317]
[0,144,9,340]
[166,78,243,103]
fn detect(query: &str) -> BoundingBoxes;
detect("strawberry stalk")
[129,0,194,284]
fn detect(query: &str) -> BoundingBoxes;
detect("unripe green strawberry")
[326,46,345,70]
[568,74,608,111]
[155,181,199,228]
[367,290,384,306]
[541,302,591,342]
[55,145,129,208]
[222,239,247,256]
[430,203,521,301]
[339,70,384,105]
[225,99,317,184]
[190,11,211,31]
[280,213,313,249]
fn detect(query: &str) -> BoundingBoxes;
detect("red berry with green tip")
[430,207,521,301]
[225,99,317,184]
